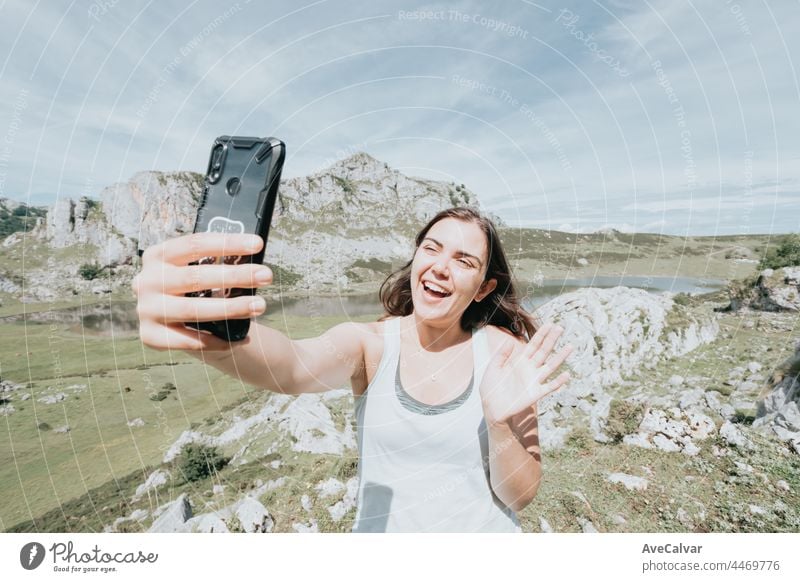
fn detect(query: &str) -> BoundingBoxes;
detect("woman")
[133,206,573,532]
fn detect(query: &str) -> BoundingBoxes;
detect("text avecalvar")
[642,544,702,554]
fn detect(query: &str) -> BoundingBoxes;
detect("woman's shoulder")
[351,316,400,338]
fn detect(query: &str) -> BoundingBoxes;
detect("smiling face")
[409,217,497,325]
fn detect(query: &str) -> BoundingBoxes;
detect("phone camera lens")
[208,144,225,184]
[226,177,241,197]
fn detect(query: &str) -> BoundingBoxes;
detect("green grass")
[0,241,103,306]
[525,428,800,533]
[605,400,646,443]
[0,307,381,531]
[5,463,156,533]
[7,434,363,532]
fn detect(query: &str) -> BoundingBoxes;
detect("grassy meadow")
[0,308,378,531]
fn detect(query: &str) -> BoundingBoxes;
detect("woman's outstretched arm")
[187,321,365,395]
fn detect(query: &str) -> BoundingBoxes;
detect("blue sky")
[0,0,797,235]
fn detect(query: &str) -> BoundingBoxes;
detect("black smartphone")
[184,135,286,342]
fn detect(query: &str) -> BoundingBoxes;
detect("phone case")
[184,135,286,341]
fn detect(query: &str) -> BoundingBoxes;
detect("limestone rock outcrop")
[754,339,800,453]
[532,287,719,448]
[722,268,800,312]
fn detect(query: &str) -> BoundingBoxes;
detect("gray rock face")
[292,519,320,533]
[532,287,719,448]
[316,477,346,499]
[38,392,67,404]
[0,379,24,393]
[726,268,800,312]
[101,171,201,250]
[752,268,800,312]
[536,288,718,392]
[33,172,197,266]
[0,274,20,293]
[181,513,230,533]
[42,196,137,265]
[753,339,800,452]
[274,152,481,225]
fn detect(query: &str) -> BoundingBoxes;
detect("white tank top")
[352,317,522,533]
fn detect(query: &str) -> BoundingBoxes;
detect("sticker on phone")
[207,216,245,234]
[194,216,248,298]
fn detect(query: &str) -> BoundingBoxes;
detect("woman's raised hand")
[479,323,574,427]
[132,233,272,351]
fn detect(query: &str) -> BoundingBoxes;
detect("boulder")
[148,494,192,532]
[607,472,648,491]
[230,496,274,533]
[719,420,754,449]
[316,477,346,498]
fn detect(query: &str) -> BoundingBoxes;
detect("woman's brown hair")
[378,206,538,340]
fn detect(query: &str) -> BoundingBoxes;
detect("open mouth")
[421,280,452,300]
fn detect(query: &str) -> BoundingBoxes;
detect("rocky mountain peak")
[322,152,389,180]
